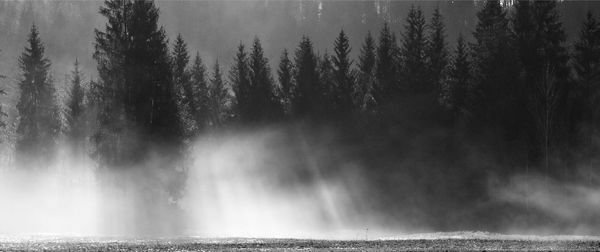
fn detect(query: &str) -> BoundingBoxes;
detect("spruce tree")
[248,37,282,121]
[94,0,182,170]
[16,24,60,168]
[277,49,294,115]
[400,6,428,93]
[357,32,377,111]
[471,0,519,134]
[209,60,229,127]
[426,7,448,97]
[292,36,321,118]
[66,59,86,149]
[229,43,251,121]
[319,51,336,116]
[190,52,210,131]
[374,23,399,107]
[332,29,355,116]
[447,34,471,120]
[171,34,195,135]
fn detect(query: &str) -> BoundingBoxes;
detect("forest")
[1,0,600,235]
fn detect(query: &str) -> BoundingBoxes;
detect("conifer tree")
[426,7,448,97]
[190,52,210,131]
[319,52,336,116]
[357,32,377,111]
[332,29,355,116]
[209,60,229,127]
[93,0,182,170]
[292,36,321,118]
[470,0,519,133]
[230,43,251,121]
[447,34,471,119]
[374,22,399,106]
[400,6,428,93]
[66,59,86,149]
[248,37,282,121]
[16,24,60,168]
[277,49,294,114]
[171,34,195,135]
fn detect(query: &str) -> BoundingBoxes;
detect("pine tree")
[374,22,399,107]
[190,52,210,131]
[15,24,60,168]
[332,29,355,116]
[426,7,448,97]
[277,49,294,115]
[401,5,428,93]
[447,34,471,120]
[66,59,86,149]
[357,31,377,111]
[171,34,195,136]
[470,0,519,133]
[319,51,336,116]
[230,43,251,121]
[292,36,321,118]
[93,0,182,170]
[514,0,570,167]
[209,60,229,127]
[248,37,283,122]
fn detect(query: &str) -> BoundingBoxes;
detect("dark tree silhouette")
[248,37,283,122]
[15,24,60,168]
[374,22,399,108]
[400,6,428,94]
[319,51,336,116]
[470,0,519,135]
[292,36,322,118]
[230,43,251,122]
[447,34,471,121]
[209,60,229,127]
[93,0,182,172]
[171,34,196,136]
[277,49,294,115]
[426,7,448,98]
[190,52,210,131]
[66,59,86,150]
[356,31,377,112]
[332,29,355,116]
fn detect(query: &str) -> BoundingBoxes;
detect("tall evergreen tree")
[292,36,321,118]
[447,34,471,120]
[470,0,519,135]
[374,22,399,107]
[332,29,355,116]
[229,43,251,121]
[171,34,195,136]
[190,52,210,131]
[66,59,86,149]
[400,6,428,93]
[248,37,282,122]
[277,49,294,115]
[514,0,570,167]
[357,31,377,111]
[319,51,336,115]
[426,7,448,97]
[15,24,60,168]
[93,0,182,171]
[209,60,229,127]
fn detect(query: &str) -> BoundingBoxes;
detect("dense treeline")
[5,0,600,197]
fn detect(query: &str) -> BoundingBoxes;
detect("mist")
[1,0,600,241]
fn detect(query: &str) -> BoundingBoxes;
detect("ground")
[1,232,599,251]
